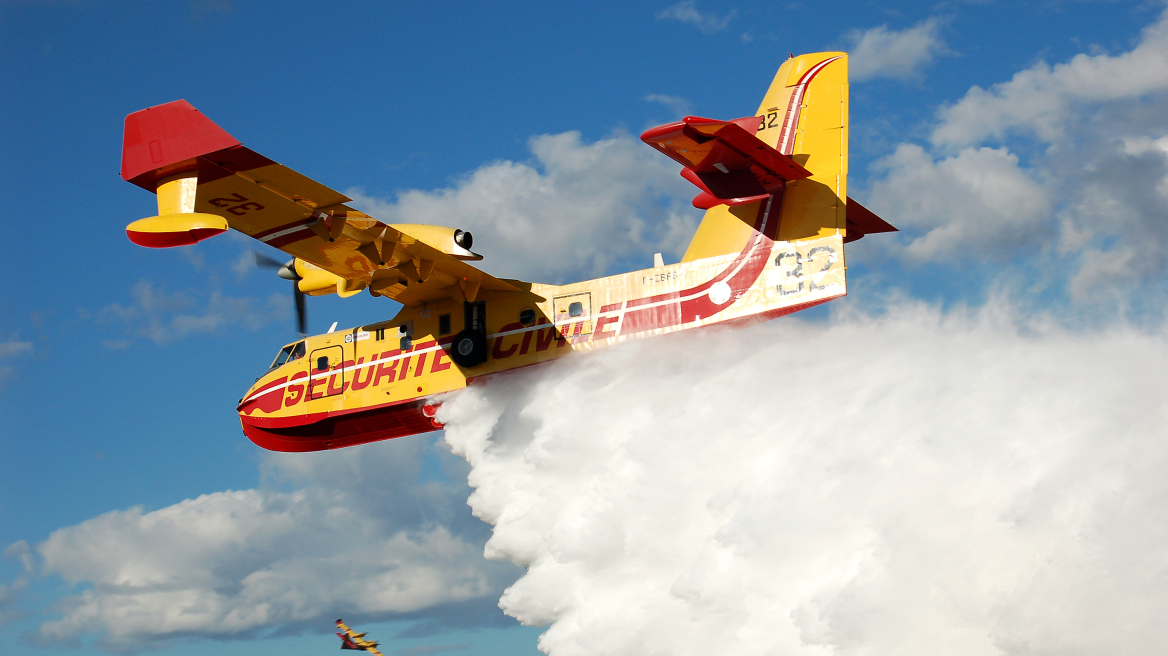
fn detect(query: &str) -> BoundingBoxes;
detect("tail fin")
[644,53,854,261]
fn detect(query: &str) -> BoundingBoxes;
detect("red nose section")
[240,399,441,452]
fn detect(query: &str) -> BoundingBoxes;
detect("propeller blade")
[253,251,285,269]
[255,251,306,336]
[295,284,307,336]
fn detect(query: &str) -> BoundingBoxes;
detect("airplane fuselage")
[237,196,846,451]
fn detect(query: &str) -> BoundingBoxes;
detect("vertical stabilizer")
[672,53,848,262]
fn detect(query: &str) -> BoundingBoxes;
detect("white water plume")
[438,303,1168,656]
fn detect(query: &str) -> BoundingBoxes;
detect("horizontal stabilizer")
[641,116,812,209]
[845,197,897,243]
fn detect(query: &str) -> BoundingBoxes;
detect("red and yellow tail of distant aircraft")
[120,52,895,452]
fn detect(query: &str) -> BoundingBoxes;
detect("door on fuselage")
[308,344,345,400]
[464,301,486,335]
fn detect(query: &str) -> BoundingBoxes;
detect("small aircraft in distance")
[335,619,383,655]
[120,51,895,452]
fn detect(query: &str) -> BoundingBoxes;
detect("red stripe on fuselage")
[619,193,780,336]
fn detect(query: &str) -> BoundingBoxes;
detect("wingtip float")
[120,52,897,453]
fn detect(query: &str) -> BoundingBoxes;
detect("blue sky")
[3,1,1168,655]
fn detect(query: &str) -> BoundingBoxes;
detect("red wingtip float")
[120,52,896,452]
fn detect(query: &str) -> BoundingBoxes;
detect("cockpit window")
[270,341,307,369]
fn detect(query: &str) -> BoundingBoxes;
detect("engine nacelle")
[390,224,479,260]
[294,259,365,298]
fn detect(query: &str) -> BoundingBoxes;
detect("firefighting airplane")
[335,619,382,655]
[120,52,895,452]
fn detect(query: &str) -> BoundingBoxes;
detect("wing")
[641,115,812,209]
[122,100,517,307]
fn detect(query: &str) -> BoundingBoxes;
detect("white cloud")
[0,542,32,626]
[847,18,948,82]
[861,8,1168,306]
[347,131,699,283]
[866,144,1051,263]
[0,578,28,627]
[1057,136,1168,301]
[439,303,1168,656]
[97,280,290,345]
[28,440,517,651]
[643,93,692,119]
[187,0,233,21]
[655,0,735,34]
[0,334,33,386]
[932,10,1168,148]
[0,337,32,359]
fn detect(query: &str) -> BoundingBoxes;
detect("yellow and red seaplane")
[121,52,895,452]
[335,619,383,655]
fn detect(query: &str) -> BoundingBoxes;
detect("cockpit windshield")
[270,341,306,370]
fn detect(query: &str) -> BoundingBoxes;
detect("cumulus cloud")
[0,334,33,386]
[862,8,1168,307]
[0,577,27,627]
[0,542,33,626]
[0,338,32,359]
[187,0,233,21]
[866,144,1051,262]
[97,280,290,345]
[847,18,948,81]
[439,303,1168,656]
[643,93,692,119]
[655,1,735,34]
[29,440,518,651]
[347,131,698,283]
[932,10,1168,148]
[1055,133,1168,301]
